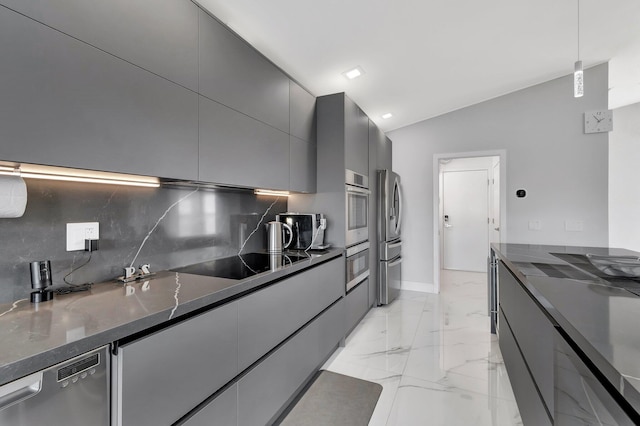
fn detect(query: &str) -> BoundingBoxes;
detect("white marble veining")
[323,270,522,425]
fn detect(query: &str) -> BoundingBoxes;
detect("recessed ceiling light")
[342,66,365,80]
[381,113,393,119]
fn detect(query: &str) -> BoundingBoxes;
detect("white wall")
[389,64,609,290]
[609,102,640,251]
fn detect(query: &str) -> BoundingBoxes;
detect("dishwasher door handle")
[0,371,43,411]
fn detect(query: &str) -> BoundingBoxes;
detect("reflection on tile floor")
[323,270,523,426]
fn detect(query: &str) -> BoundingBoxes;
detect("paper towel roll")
[0,175,27,218]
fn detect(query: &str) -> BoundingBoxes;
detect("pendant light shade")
[573,0,583,98]
[574,60,584,98]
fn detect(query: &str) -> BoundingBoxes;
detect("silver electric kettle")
[266,221,293,253]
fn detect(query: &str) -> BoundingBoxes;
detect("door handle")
[0,371,42,411]
[494,227,500,231]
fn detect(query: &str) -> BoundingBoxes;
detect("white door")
[490,162,501,244]
[443,170,489,272]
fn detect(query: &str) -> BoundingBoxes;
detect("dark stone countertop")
[492,243,640,414]
[0,248,344,387]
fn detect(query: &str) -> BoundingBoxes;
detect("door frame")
[432,149,507,293]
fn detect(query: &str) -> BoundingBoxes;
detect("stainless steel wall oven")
[346,241,370,292]
[345,169,370,248]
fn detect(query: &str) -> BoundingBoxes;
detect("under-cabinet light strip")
[0,168,160,188]
[254,189,290,197]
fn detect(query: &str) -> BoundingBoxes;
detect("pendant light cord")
[577,0,580,59]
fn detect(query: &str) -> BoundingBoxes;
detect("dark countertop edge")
[491,243,640,413]
[0,248,344,387]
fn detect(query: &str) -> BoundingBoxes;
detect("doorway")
[432,151,506,293]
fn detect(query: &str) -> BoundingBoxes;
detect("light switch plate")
[67,222,99,251]
[528,220,542,231]
[565,220,584,232]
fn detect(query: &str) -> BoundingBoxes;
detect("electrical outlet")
[67,222,99,251]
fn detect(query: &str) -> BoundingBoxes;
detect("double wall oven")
[345,169,370,293]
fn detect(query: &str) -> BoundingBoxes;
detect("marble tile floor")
[322,270,523,426]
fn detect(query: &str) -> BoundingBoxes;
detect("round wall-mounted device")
[516,189,527,198]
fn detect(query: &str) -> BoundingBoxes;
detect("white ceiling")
[196,0,640,132]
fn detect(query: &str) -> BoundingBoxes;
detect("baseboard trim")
[400,280,437,294]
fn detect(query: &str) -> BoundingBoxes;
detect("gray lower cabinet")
[0,0,199,91]
[199,96,290,190]
[238,299,345,426]
[113,301,238,426]
[346,278,370,334]
[181,384,238,426]
[344,96,369,177]
[498,262,554,415]
[499,310,553,426]
[237,257,344,371]
[0,7,199,180]
[198,9,290,133]
[289,136,316,193]
[289,81,315,143]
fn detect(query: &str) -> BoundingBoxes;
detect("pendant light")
[574,0,584,97]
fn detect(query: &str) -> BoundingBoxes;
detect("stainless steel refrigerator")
[378,169,403,305]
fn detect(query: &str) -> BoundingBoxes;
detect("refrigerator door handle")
[389,257,403,267]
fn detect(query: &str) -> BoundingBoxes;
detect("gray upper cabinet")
[199,96,290,190]
[0,8,199,180]
[344,96,369,176]
[289,136,316,193]
[289,81,316,143]
[0,0,199,91]
[199,10,290,133]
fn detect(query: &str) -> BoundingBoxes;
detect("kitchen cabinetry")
[290,136,317,193]
[0,0,199,91]
[289,81,316,143]
[181,384,237,426]
[238,257,343,371]
[0,7,199,181]
[238,299,345,426]
[498,261,554,425]
[198,10,290,134]
[113,301,238,426]
[199,96,290,190]
[344,96,370,176]
[346,278,369,334]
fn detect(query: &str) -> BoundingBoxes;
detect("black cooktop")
[171,252,308,280]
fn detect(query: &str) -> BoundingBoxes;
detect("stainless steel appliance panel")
[379,170,402,242]
[379,255,402,305]
[345,185,370,247]
[0,345,109,425]
[346,241,370,292]
[276,213,326,250]
[380,239,402,261]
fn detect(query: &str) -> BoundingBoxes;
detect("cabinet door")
[346,278,369,334]
[199,96,290,190]
[238,299,345,426]
[182,384,237,426]
[0,8,199,180]
[0,0,198,90]
[289,81,315,143]
[499,262,554,414]
[199,10,289,133]
[344,96,369,176]
[499,310,553,426]
[289,136,316,193]
[116,302,238,426]
[237,257,344,371]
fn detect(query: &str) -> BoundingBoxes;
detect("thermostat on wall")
[516,189,526,198]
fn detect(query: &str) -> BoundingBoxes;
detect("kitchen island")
[492,243,640,425]
[0,248,345,425]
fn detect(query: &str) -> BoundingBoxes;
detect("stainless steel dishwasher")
[0,345,110,425]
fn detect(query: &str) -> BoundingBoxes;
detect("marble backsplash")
[0,179,287,303]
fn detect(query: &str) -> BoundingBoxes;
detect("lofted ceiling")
[195,0,640,132]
